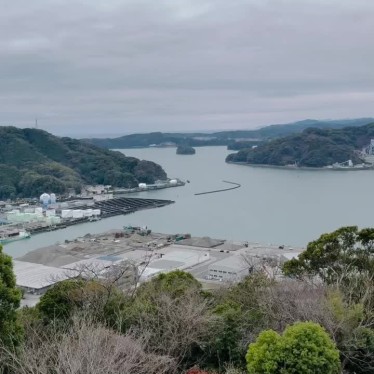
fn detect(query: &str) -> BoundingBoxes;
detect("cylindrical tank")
[40,193,51,206]
[72,210,84,219]
[50,193,57,204]
[169,179,178,185]
[35,207,43,215]
[46,209,56,217]
[61,209,72,218]
[138,183,147,189]
[83,209,93,217]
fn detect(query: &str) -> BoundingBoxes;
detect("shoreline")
[0,197,174,238]
[226,161,374,171]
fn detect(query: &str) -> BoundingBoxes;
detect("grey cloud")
[0,0,373,135]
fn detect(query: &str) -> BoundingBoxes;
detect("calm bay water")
[5,146,374,257]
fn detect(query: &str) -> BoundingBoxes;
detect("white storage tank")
[92,209,101,216]
[72,210,84,219]
[138,183,147,189]
[169,179,178,185]
[40,193,51,206]
[61,209,72,219]
[35,207,43,215]
[46,216,61,225]
[83,209,93,217]
[50,193,57,204]
[46,209,56,217]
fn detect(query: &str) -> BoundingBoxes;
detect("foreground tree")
[1,318,175,374]
[282,226,374,287]
[246,321,340,374]
[0,245,23,349]
[38,277,127,324]
[282,226,374,373]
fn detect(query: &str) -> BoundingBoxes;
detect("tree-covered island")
[176,145,196,155]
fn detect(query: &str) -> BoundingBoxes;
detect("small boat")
[0,230,31,244]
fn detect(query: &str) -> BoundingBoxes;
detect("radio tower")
[35,118,38,129]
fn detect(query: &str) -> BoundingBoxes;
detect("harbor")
[0,178,185,241]
[3,146,374,257]
[0,196,174,240]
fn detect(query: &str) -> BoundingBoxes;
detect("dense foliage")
[227,141,262,151]
[246,322,340,374]
[282,226,374,287]
[226,123,374,167]
[85,118,374,149]
[1,226,374,373]
[177,145,196,155]
[0,245,23,349]
[0,127,166,199]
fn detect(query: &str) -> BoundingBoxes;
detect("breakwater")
[195,180,241,196]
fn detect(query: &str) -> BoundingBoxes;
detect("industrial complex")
[13,227,303,306]
[0,193,174,243]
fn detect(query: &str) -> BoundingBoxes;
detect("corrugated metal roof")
[14,260,70,290]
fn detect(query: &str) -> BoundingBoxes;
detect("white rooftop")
[14,260,70,290]
[140,247,210,281]
[209,255,251,271]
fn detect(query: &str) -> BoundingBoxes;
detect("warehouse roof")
[209,255,252,272]
[13,260,70,290]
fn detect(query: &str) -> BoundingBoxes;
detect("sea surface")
[5,146,374,257]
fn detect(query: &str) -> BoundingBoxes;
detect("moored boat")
[0,230,31,244]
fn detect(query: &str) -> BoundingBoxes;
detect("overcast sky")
[1,0,373,136]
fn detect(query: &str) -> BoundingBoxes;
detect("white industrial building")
[13,260,71,294]
[140,246,210,281]
[208,256,251,281]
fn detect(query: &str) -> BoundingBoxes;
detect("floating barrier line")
[194,180,241,196]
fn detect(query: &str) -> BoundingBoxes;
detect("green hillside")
[0,127,166,199]
[84,118,374,149]
[226,123,374,167]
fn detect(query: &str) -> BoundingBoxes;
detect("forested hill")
[0,127,166,199]
[226,123,374,168]
[83,118,374,149]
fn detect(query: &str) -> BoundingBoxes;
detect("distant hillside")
[83,118,374,149]
[0,127,166,199]
[226,123,374,168]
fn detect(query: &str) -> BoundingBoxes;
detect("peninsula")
[226,123,374,169]
[0,127,167,199]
